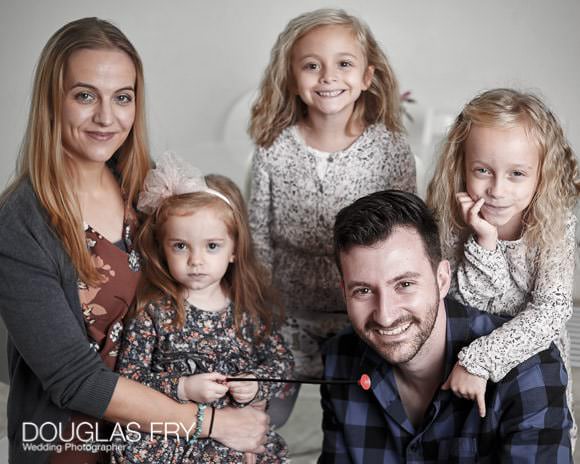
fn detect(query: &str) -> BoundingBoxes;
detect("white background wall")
[0,0,579,382]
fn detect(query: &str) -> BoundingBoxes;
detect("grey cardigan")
[0,180,119,463]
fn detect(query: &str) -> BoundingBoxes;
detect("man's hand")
[227,373,259,404]
[456,192,498,251]
[178,372,228,403]
[442,361,488,417]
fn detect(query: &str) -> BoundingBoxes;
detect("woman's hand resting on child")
[456,192,498,251]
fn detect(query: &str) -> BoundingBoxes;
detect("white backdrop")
[0,0,579,382]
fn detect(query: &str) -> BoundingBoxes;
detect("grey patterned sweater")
[248,124,416,319]
[446,213,577,382]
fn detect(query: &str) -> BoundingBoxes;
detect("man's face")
[340,227,450,364]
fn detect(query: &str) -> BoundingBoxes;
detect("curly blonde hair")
[135,174,281,340]
[427,88,580,253]
[249,8,403,147]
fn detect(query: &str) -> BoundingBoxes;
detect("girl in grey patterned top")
[248,7,416,395]
[427,88,580,443]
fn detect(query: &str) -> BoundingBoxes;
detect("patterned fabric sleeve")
[251,320,295,402]
[446,234,511,310]
[386,133,417,194]
[117,304,182,400]
[458,215,576,381]
[248,146,274,272]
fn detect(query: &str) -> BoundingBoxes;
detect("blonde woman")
[248,8,415,424]
[427,88,579,445]
[0,18,268,464]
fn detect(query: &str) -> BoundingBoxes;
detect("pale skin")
[163,210,266,462]
[291,24,374,152]
[340,228,452,428]
[442,124,541,417]
[63,48,269,453]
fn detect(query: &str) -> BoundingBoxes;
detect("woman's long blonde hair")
[2,17,151,285]
[427,88,580,252]
[135,175,281,339]
[249,8,403,148]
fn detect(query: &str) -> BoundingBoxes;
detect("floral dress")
[50,202,141,464]
[112,298,293,463]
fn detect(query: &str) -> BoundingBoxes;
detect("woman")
[0,17,269,464]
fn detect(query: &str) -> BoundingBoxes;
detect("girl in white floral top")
[427,88,580,444]
[248,9,415,425]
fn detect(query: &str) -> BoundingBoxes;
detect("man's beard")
[357,291,440,365]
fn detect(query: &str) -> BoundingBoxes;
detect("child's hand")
[441,361,488,417]
[456,192,498,251]
[227,373,259,404]
[179,372,228,403]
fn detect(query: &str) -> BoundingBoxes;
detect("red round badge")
[358,374,371,391]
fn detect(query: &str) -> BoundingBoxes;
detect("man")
[319,190,572,463]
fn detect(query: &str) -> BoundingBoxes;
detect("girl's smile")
[291,25,374,123]
[464,124,540,240]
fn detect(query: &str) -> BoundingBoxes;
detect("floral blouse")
[80,208,141,368]
[50,202,141,464]
[113,298,293,463]
[446,213,577,382]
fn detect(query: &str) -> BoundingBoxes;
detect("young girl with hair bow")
[113,153,293,463]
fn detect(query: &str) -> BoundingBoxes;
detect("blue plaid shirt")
[319,298,572,463]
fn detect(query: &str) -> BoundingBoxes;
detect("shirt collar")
[357,298,473,432]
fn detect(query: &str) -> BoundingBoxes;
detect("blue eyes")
[115,94,133,105]
[173,242,187,251]
[302,61,354,71]
[75,91,95,104]
[73,91,133,105]
[473,168,527,178]
[207,242,220,252]
[171,242,221,253]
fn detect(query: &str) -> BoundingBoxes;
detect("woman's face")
[61,48,136,168]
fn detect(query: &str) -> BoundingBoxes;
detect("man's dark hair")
[333,190,442,273]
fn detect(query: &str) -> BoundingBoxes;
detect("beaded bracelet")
[188,403,206,445]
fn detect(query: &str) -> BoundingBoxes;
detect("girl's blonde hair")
[3,17,151,285]
[249,8,403,147]
[135,175,280,339]
[427,88,580,252]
